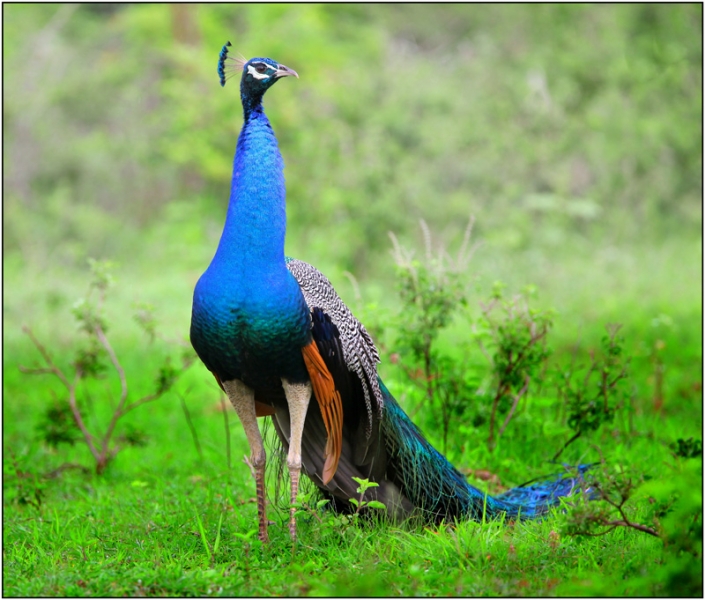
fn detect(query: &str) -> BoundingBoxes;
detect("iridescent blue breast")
[190,264,312,387]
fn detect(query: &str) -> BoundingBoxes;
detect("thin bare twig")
[487,386,504,451]
[179,390,203,462]
[553,431,582,462]
[21,327,72,389]
[497,374,530,439]
[122,393,162,415]
[93,325,127,466]
[21,326,102,463]
[575,517,658,538]
[66,369,102,463]
[94,325,127,409]
[605,519,659,537]
[43,463,91,479]
[18,366,56,376]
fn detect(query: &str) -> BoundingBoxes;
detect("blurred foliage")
[554,324,630,459]
[560,448,702,596]
[475,286,554,452]
[670,437,703,460]
[389,221,473,454]
[18,259,195,474]
[36,401,80,448]
[3,4,702,279]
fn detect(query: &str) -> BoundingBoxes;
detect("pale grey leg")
[281,379,312,540]
[222,379,268,543]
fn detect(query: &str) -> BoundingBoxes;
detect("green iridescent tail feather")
[379,379,593,522]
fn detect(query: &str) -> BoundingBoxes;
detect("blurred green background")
[3,9,701,595]
[3,3,702,348]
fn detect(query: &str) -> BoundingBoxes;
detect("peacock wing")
[286,258,384,467]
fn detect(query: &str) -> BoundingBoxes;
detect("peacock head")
[218,42,298,110]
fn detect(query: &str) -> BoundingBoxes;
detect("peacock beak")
[274,64,299,79]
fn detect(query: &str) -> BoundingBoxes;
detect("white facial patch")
[247,64,270,80]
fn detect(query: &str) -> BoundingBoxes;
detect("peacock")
[190,43,591,543]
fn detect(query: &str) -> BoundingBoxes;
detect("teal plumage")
[190,45,592,541]
[378,381,590,521]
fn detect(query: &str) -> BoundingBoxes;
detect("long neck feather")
[213,99,287,272]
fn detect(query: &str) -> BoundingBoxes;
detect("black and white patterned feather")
[286,257,383,453]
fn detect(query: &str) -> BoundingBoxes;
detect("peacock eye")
[254,63,267,74]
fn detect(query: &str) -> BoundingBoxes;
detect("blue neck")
[212,100,287,273]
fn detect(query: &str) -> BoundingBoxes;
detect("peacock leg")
[281,379,312,540]
[221,379,269,543]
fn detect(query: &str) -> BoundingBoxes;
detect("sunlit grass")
[4,226,701,595]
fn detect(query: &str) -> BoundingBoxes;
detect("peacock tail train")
[378,380,591,521]
[269,261,592,524]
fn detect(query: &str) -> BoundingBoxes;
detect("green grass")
[0,477,667,597]
[0,430,676,597]
[1,447,694,596]
[3,254,702,595]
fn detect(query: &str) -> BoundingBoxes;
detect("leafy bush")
[553,324,630,460]
[389,220,475,453]
[390,222,555,454]
[20,260,195,474]
[474,284,554,451]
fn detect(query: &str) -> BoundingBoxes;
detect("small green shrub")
[553,324,629,460]
[473,284,554,451]
[390,221,556,454]
[389,220,475,453]
[20,259,195,474]
[292,476,387,543]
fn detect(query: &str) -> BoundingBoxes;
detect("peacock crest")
[217,41,246,87]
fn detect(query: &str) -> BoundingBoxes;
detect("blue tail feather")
[379,378,591,521]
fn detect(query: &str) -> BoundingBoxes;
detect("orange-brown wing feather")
[302,341,343,484]
[254,401,276,417]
